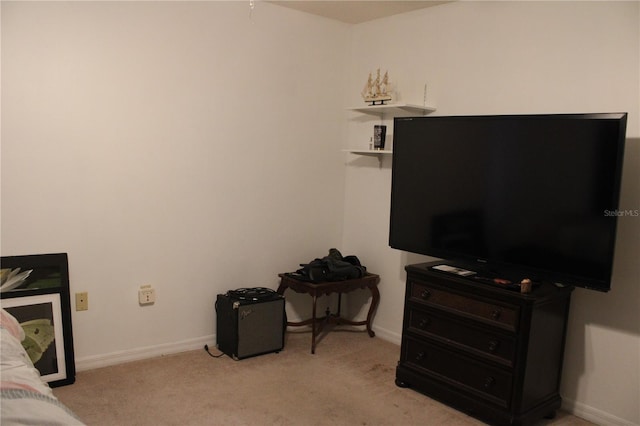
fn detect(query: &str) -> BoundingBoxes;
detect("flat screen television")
[389,113,628,292]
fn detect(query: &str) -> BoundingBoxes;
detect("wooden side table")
[277,272,380,354]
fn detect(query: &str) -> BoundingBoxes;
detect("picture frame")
[2,293,68,383]
[1,253,75,387]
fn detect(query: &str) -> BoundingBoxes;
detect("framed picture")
[1,253,75,387]
[2,293,68,382]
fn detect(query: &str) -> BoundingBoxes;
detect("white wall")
[1,1,349,364]
[342,2,639,425]
[2,1,639,425]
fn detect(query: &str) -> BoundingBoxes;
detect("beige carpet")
[54,329,594,426]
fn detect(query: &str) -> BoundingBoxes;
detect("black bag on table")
[290,248,366,283]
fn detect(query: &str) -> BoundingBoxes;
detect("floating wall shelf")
[344,102,437,162]
[342,149,393,155]
[347,103,436,116]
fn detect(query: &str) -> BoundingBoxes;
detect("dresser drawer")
[408,308,516,367]
[409,280,519,331]
[404,337,513,408]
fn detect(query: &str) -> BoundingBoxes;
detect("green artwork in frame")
[1,261,64,292]
[0,253,76,387]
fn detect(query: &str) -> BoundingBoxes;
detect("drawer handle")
[484,376,496,389]
[490,308,502,320]
[415,351,426,362]
[488,339,500,352]
[418,317,431,329]
[420,290,432,300]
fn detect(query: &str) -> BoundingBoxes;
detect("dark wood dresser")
[396,262,574,426]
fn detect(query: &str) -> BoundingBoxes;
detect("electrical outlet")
[76,292,88,311]
[139,285,156,305]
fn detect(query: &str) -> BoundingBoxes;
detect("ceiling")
[267,1,450,24]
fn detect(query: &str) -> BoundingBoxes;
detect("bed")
[1,308,84,425]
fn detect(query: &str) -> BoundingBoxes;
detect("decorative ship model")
[361,69,392,105]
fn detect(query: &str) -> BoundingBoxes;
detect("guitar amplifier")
[216,288,285,360]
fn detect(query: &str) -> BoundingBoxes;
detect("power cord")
[204,344,225,358]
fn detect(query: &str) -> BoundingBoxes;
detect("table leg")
[311,294,318,354]
[366,284,380,337]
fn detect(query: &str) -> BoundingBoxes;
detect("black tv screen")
[389,113,627,292]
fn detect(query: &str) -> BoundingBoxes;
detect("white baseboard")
[75,334,215,372]
[562,397,638,426]
[75,325,401,372]
[372,324,402,346]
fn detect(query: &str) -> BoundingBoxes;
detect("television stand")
[396,261,573,426]
[431,262,538,292]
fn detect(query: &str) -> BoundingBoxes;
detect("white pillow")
[1,307,26,341]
